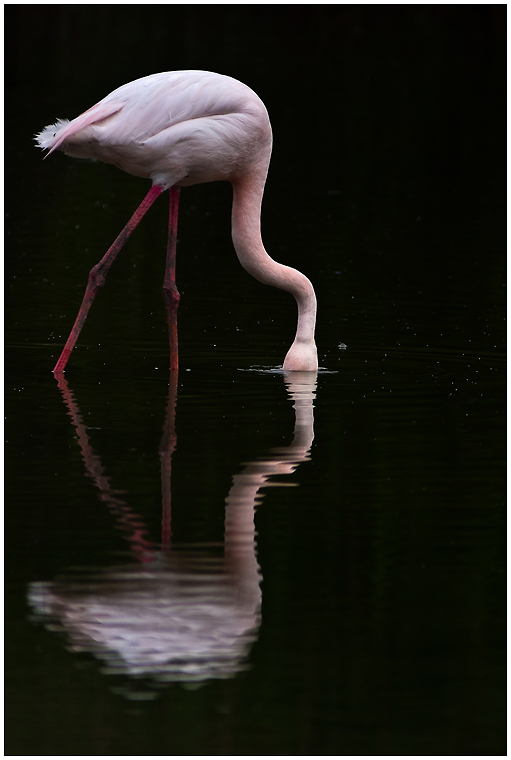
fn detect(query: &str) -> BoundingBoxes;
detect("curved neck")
[230,174,317,347]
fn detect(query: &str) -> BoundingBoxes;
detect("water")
[5,6,505,756]
[5,344,505,754]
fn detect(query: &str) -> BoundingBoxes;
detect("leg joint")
[88,263,106,290]
[163,283,180,307]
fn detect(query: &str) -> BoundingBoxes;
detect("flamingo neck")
[231,173,318,371]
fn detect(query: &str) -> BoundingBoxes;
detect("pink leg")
[53,184,164,373]
[163,186,181,371]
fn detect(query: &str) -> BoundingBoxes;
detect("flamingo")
[36,70,318,373]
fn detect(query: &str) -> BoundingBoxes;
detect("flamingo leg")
[163,186,181,371]
[53,184,164,373]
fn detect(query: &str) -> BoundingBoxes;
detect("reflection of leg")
[163,186,181,371]
[54,373,155,562]
[159,370,179,551]
[53,185,164,373]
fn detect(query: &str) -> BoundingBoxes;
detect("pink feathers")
[36,101,124,156]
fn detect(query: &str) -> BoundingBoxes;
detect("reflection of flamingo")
[36,70,318,373]
[29,371,317,689]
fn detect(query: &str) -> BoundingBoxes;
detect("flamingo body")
[38,71,272,189]
[36,71,318,372]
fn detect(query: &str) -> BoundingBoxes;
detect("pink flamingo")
[36,70,318,373]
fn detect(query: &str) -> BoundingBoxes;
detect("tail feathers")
[35,119,70,151]
[35,100,124,157]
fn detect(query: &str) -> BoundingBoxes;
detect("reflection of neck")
[224,370,317,583]
[284,370,317,452]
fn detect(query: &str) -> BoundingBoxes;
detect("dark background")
[5,5,506,756]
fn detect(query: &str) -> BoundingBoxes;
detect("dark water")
[5,6,505,756]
